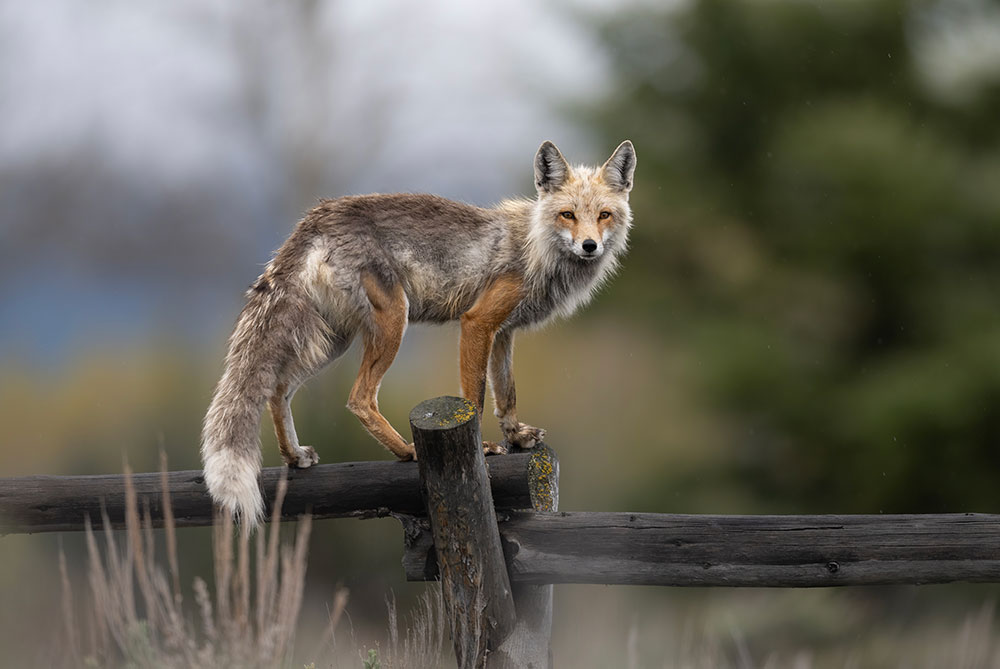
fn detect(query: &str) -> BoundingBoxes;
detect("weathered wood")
[399,447,557,582]
[490,445,559,669]
[410,396,517,669]
[406,511,1000,587]
[0,455,538,534]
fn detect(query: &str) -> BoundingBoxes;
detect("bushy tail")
[200,293,279,529]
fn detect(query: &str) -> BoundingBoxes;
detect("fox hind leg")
[347,274,416,461]
[270,320,353,468]
[269,381,320,468]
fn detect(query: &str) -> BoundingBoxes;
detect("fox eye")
[598,211,611,220]
[560,211,575,220]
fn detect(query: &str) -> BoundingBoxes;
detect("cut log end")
[409,396,478,432]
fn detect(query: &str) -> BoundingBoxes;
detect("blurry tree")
[227,0,389,213]
[589,0,1000,512]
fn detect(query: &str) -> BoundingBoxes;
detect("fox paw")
[290,446,320,469]
[397,443,417,462]
[483,441,508,456]
[503,423,546,449]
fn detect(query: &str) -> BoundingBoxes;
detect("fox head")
[531,140,636,263]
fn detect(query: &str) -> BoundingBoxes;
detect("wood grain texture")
[0,454,537,534]
[410,396,517,669]
[490,445,559,669]
[406,511,1000,587]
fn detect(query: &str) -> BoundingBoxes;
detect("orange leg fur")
[459,275,525,453]
[347,274,415,460]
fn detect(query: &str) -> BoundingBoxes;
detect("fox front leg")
[460,275,530,455]
[488,329,546,450]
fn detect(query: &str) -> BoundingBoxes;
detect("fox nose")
[582,239,598,254]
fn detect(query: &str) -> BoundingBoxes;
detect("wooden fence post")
[490,445,559,669]
[410,396,517,669]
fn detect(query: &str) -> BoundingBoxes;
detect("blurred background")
[3,0,1000,665]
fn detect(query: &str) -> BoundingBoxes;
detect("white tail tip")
[202,449,264,529]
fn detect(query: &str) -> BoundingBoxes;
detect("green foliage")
[123,622,161,669]
[590,0,1000,512]
[362,647,381,669]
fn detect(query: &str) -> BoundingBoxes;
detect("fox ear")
[534,141,569,193]
[602,140,636,192]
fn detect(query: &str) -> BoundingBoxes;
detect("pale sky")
[1,0,997,357]
[0,0,620,356]
[0,0,615,201]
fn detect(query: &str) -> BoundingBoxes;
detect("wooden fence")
[3,395,1000,668]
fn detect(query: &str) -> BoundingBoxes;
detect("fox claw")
[504,423,545,449]
[397,444,417,462]
[483,441,508,456]
[290,445,320,468]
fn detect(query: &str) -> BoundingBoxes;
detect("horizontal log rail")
[0,455,539,534]
[404,510,1000,587]
[5,447,999,589]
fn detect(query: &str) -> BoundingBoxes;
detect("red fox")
[201,140,637,525]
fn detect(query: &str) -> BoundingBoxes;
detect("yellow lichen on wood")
[437,399,476,427]
[527,449,557,511]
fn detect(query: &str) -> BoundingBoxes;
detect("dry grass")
[58,459,339,668]
[49,455,1000,669]
[54,456,448,669]
[384,589,447,668]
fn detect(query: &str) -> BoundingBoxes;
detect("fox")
[201,140,636,525]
